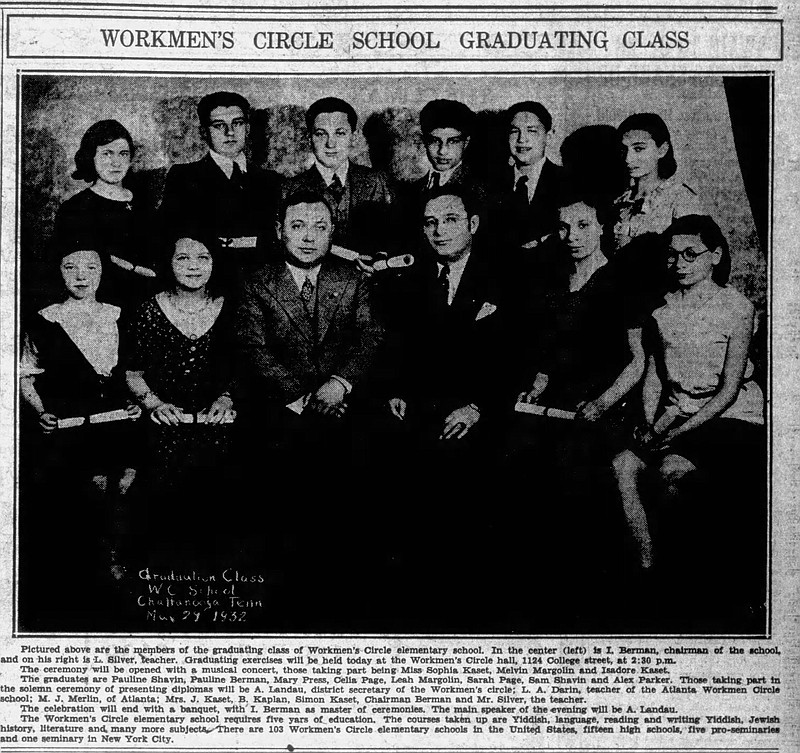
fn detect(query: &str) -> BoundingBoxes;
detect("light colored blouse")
[21,302,121,378]
[613,175,702,249]
[653,283,763,424]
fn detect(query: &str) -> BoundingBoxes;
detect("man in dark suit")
[488,100,564,250]
[235,187,383,607]
[282,97,396,258]
[236,187,383,442]
[159,91,283,278]
[381,184,506,447]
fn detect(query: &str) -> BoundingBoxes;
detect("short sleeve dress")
[20,301,137,475]
[612,175,702,251]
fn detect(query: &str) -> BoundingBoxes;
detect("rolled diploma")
[514,402,577,420]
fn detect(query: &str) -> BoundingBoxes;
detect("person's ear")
[469,214,480,235]
[200,125,211,147]
[656,140,669,160]
[463,135,471,151]
[275,220,282,242]
[710,245,722,267]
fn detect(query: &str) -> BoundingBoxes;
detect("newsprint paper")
[0,1,798,752]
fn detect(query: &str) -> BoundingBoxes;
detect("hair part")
[279,188,336,225]
[305,97,358,132]
[506,101,553,132]
[197,91,251,127]
[618,112,677,179]
[422,184,482,221]
[663,214,731,284]
[72,120,134,182]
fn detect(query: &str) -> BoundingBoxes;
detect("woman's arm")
[578,327,645,421]
[126,369,184,426]
[658,304,753,445]
[20,375,58,432]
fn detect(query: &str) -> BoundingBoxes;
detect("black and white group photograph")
[16,74,769,636]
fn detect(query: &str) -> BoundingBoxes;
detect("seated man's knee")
[658,454,697,486]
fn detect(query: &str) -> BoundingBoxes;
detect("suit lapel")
[265,264,316,343]
[315,259,349,343]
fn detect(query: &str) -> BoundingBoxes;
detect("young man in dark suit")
[488,100,564,250]
[159,91,283,278]
[282,97,396,258]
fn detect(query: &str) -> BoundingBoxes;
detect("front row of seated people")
[21,179,764,584]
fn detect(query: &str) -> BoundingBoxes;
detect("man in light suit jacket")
[159,91,283,280]
[487,100,564,250]
[236,187,383,441]
[282,97,396,258]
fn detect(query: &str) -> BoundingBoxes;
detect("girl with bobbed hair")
[54,119,157,309]
[612,113,702,250]
[20,240,142,594]
[611,215,764,571]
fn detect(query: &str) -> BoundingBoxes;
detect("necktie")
[429,171,441,190]
[329,173,345,204]
[301,276,315,318]
[437,264,450,307]
[230,161,244,190]
[514,175,529,206]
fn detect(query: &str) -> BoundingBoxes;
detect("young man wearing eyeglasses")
[159,91,283,285]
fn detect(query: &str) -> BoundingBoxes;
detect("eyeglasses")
[423,215,470,231]
[667,247,710,264]
[208,119,247,134]
[423,136,466,148]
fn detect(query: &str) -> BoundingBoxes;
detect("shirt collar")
[511,155,546,187]
[314,159,349,187]
[209,149,247,179]
[286,261,322,291]
[427,162,460,187]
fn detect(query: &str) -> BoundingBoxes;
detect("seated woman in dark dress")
[503,190,649,597]
[125,234,238,564]
[55,119,156,308]
[20,242,142,622]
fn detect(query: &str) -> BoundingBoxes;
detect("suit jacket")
[159,152,283,251]
[380,247,509,414]
[282,162,396,257]
[236,254,384,408]
[488,159,564,250]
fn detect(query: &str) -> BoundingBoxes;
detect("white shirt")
[511,155,546,202]
[437,251,471,306]
[209,149,247,180]
[286,262,321,292]
[314,159,349,188]
[284,261,352,396]
[426,163,460,189]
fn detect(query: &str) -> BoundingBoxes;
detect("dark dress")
[54,188,157,309]
[126,297,236,488]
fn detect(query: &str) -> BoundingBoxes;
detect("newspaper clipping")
[0,0,798,751]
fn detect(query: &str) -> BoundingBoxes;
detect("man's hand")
[517,372,549,405]
[309,378,347,418]
[39,412,58,433]
[206,394,235,424]
[388,397,407,421]
[440,404,480,440]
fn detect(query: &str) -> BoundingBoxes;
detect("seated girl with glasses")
[611,214,764,572]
